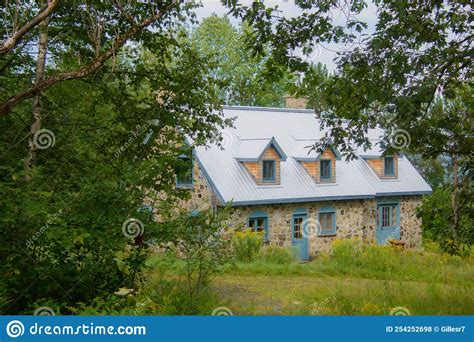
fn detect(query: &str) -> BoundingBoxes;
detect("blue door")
[376,203,400,244]
[292,213,309,261]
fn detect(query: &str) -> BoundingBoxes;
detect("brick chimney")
[284,95,308,109]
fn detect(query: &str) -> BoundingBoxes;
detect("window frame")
[292,214,305,240]
[176,155,194,189]
[262,159,276,183]
[318,207,336,236]
[377,202,400,229]
[320,159,332,180]
[248,211,269,241]
[384,156,395,176]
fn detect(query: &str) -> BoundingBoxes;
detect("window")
[384,156,394,176]
[320,160,331,180]
[248,216,268,240]
[176,156,193,188]
[293,216,303,239]
[262,160,276,182]
[318,209,336,235]
[377,204,398,228]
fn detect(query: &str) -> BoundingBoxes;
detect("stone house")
[176,105,432,260]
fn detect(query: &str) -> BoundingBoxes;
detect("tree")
[191,14,293,107]
[0,0,190,116]
[288,62,330,112]
[226,0,473,253]
[0,2,232,313]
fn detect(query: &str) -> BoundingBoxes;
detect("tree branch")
[112,0,136,25]
[0,1,179,117]
[0,0,59,57]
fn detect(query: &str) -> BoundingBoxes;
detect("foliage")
[70,281,220,316]
[232,0,473,160]
[419,187,473,255]
[0,12,230,313]
[191,15,293,107]
[214,239,473,315]
[231,229,264,262]
[154,206,234,313]
[288,62,330,111]
[0,1,200,115]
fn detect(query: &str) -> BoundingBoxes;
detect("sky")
[193,0,379,71]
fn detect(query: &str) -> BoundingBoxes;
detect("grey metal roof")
[195,106,432,206]
[234,137,287,161]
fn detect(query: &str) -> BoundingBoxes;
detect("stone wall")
[230,196,423,256]
[179,162,219,212]
[177,161,423,255]
[399,196,423,248]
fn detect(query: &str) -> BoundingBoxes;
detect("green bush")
[156,207,233,313]
[231,229,263,262]
[418,186,473,255]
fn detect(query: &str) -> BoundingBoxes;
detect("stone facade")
[183,162,423,256]
[179,162,218,212]
[231,196,422,256]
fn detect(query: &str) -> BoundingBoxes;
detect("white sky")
[194,0,378,71]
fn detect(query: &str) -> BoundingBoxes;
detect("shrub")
[156,207,233,313]
[418,186,473,255]
[231,229,263,262]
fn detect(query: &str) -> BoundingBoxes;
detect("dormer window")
[295,144,340,183]
[235,137,286,185]
[262,160,276,182]
[320,159,332,180]
[384,156,395,176]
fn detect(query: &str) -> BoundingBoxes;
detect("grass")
[210,239,474,315]
[137,239,474,315]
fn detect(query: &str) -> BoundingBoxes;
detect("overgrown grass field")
[146,239,473,315]
[73,239,473,315]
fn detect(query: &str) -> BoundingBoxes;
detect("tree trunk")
[24,0,50,179]
[450,154,459,243]
[0,0,179,117]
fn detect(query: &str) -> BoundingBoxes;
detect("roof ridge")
[222,105,315,114]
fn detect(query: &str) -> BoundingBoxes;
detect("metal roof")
[194,106,432,206]
[234,137,287,161]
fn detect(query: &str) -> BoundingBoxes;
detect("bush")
[257,246,297,264]
[156,207,233,313]
[231,229,263,262]
[418,186,473,254]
